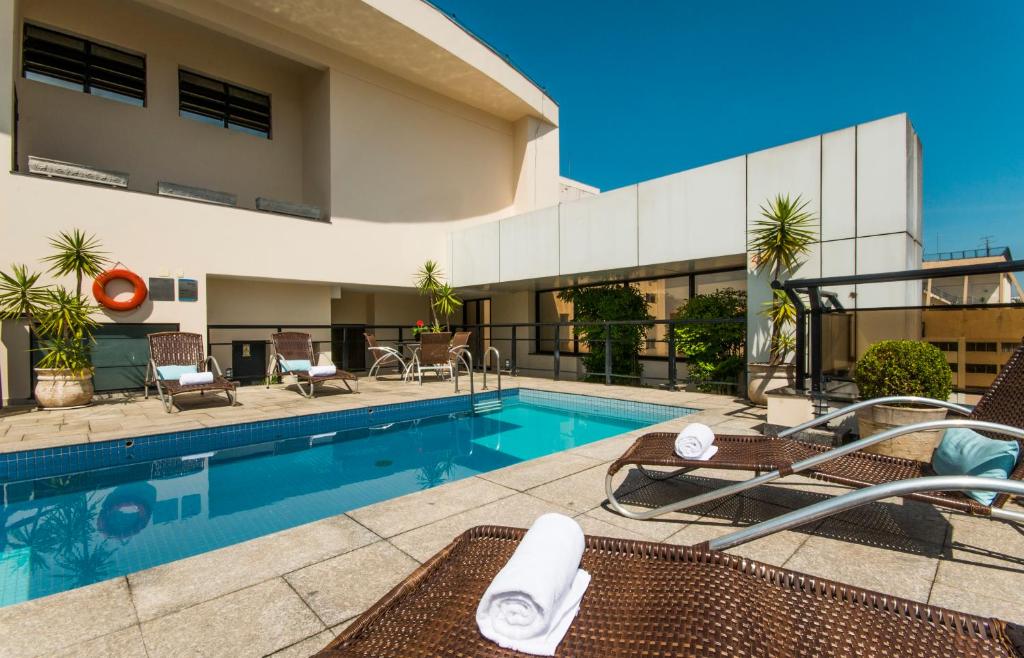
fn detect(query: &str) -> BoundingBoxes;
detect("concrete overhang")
[144,0,557,125]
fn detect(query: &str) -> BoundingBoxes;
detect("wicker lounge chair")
[317,481,1024,658]
[410,332,452,384]
[365,333,409,380]
[449,330,472,373]
[144,331,237,413]
[606,341,1024,523]
[269,332,357,398]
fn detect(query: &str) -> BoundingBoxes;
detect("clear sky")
[431,0,1024,258]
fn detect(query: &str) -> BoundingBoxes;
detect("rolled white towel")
[307,364,337,377]
[675,423,716,459]
[476,513,591,656]
[179,371,214,386]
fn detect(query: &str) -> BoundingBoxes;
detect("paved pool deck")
[0,376,1022,657]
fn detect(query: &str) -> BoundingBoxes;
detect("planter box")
[856,404,947,461]
[256,197,324,221]
[28,156,128,187]
[157,181,236,206]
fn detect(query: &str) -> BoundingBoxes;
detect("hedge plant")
[853,340,952,402]
[557,283,653,385]
[672,288,746,393]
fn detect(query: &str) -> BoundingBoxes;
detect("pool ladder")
[453,347,503,414]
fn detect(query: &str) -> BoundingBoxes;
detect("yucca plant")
[42,229,109,301]
[414,260,462,332]
[748,194,818,364]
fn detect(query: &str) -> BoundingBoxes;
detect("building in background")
[0,0,921,403]
[923,246,1024,391]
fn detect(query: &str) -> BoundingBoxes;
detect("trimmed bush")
[672,288,746,393]
[854,340,953,401]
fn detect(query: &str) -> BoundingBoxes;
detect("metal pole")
[510,325,518,375]
[604,322,612,385]
[667,320,677,389]
[553,323,561,381]
[808,285,823,394]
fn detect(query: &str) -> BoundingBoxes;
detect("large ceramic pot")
[747,363,795,405]
[34,368,94,408]
[855,404,947,461]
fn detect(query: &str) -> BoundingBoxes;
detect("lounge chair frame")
[318,482,1024,657]
[144,331,237,413]
[410,332,453,384]
[607,340,1024,524]
[269,331,358,398]
[365,334,411,380]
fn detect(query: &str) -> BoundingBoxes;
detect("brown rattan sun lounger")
[144,331,237,413]
[270,331,358,398]
[316,523,1024,657]
[606,342,1024,523]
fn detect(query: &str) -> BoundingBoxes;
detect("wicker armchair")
[144,332,237,413]
[409,332,452,384]
[269,332,357,398]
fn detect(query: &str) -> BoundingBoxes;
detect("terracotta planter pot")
[855,403,947,461]
[34,368,94,408]
[747,363,795,405]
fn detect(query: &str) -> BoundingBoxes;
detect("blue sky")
[432,0,1024,258]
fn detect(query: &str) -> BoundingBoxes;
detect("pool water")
[0,394,689,606]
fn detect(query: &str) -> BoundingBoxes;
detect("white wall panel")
[448,221,498,287]
[637,156,745,266]
[821,239,857,308]
[857,114,909,237]
[499,206,559,282]
[747,135,821,228]
[821,128,856,241]
[558,185,638,274]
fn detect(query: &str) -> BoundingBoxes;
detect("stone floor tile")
[928,581,1024,624]
[266,630,336,658]
[130,515,379,621]
[933,556,1024,605]
[389,492,574,561]
[348,476,515,537]
[51,625,148,658]
[285,541,419,627]
[0,577,136,658]
[140,578,323,658]
[477,451,602,491]
[666,515,816,564]
[784,535,939,601]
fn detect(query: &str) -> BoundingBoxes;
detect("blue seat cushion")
[931,427,1020,505]
[156,364,198,381]
[280,359,312,373]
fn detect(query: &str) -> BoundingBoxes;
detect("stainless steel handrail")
[482,346,501,392]
[453,351,475,410]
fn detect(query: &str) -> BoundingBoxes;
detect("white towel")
[675,423,716,459]
[179,371,214,386]
[308,364,337,377]
[476,513,591,656]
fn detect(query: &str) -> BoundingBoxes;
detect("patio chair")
[269,332,357,398]
[410,332,452,384]
[449,330,472,372]
[605,341,1024,523]
[144,331,237,413]
[316,485,1024,657]
[365,333,409,380]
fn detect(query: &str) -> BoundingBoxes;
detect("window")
[966,342,997,352]
[1002,343,1019,353]
[966,363,998,374]
[22,24,145,106]
[948,362,958,372]
[929,341,958,352]
[178,69,271,138]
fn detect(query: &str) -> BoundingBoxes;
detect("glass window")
[23,24,145,106]
[695,270,747,295]
[179,69,271,138]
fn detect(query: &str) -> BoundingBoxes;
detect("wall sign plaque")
[178,278,199,302]
[149,277,175,302]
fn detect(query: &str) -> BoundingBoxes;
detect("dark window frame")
[178,68,271,139]
[22,22,146,106]
[532,266,746,357]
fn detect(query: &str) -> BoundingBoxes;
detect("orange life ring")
[93,269,148,311]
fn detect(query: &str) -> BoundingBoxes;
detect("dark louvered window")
[179,70,271,138]
[22,23,145,106]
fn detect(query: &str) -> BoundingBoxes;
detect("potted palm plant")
[0,230,109,408]
[746,194,818,404]
[853,340,953,460]
[414,260,462,331]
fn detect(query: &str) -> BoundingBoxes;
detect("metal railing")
[207,317,746,391]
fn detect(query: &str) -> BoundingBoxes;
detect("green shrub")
[853,340,952,401]
[672,289,746,393]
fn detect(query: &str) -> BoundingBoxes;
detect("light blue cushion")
[280,359,312,373]
[931,427,1020,505]
[156,364,197,381]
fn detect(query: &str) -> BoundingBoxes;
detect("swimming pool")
[0,389,693,606]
